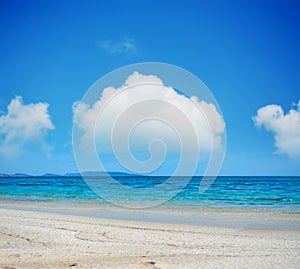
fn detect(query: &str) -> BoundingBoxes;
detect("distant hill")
[11,173,32,177]
[41,173,61,177]
[65,171,138,177]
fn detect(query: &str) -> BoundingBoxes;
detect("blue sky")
[0,0,299,175]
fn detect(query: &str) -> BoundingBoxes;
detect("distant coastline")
[1,172,299,178]
[0,171,138,178]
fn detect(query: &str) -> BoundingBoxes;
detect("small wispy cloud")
[97,36,137,54]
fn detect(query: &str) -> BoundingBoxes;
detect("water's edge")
[1,201,299,231]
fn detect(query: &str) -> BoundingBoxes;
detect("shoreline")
[0,205,299,268]
[0,200,299,231]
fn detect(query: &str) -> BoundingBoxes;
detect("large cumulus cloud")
[0,96,55,157]
[73,72,225,164]
[253,101,300,159]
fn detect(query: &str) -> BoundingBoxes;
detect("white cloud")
[98,36,136,54]
[0,96,55,157]
[73,72,225,163]
[253,101,300,159]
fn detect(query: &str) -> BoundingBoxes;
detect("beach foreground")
[0,207,299,269]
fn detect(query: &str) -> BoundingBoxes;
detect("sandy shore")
[0,206,299,269]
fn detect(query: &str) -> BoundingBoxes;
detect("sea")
[0,176,299,213]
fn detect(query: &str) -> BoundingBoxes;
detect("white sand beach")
[0,204,299,269]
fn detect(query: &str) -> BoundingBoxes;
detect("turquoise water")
[0,176,299,212]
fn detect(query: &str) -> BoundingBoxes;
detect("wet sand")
[0,203,299,268]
